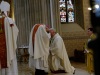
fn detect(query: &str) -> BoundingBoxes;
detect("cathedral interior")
[0,0,97,75]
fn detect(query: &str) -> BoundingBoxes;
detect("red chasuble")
[0,17,7,68]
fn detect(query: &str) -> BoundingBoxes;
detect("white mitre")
[0,1,10,16]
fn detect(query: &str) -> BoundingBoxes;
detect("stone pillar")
[50,0,62,35]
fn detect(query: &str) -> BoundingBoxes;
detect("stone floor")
[18,61,94,75]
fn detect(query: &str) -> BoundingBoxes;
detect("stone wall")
[61,0,91,57]
[62,31,88,57]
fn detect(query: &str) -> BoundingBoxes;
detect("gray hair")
[49,28,56,32]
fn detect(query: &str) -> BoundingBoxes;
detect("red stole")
[32,24,41,51]
[0,17,7,68]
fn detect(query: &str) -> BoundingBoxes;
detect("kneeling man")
[49,28,75,74]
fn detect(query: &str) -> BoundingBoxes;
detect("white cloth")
[50,33,75,73]
[0,17,19,75]
[0,54,18,75]
[29,24,50,71]
[0,1,10,12]
[0,1,10,16]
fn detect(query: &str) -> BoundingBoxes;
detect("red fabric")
[0,17,7,68]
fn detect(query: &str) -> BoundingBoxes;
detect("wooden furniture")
[17,46,29,63]
[74,49,85,63]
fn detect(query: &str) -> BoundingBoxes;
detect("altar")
[17,45,29,63]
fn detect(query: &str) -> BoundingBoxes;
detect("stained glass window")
[59,0,75,23]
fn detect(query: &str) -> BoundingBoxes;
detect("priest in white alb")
[28,24,51,75]
[49,28,75,74]
[0,1,19,75]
